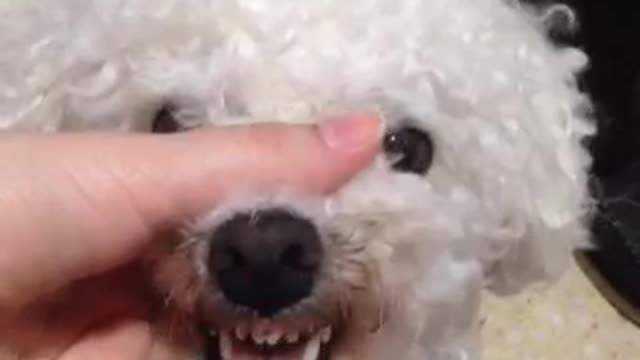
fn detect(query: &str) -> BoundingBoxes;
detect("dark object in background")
[578,168,640,326]
[526,0,640,327]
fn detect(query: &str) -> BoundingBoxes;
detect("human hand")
[0,114,381,359]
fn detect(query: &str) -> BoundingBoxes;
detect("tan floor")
[482,261,640,360]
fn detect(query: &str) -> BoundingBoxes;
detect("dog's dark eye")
[383,127,434,175]
[151,104,186,134]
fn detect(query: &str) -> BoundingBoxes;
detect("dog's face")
[2,1,594,359]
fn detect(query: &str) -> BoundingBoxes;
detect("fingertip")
[316,112,384,153]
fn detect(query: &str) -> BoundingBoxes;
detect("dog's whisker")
[338,294,352,324]
[175,237,201,252]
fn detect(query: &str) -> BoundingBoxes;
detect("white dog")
[0,1,595,359]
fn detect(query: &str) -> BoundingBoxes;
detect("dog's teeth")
[219,332,232,360]
[303,333,322,360]
[286,332,299,343]
[235,326,247,341]
[320,327,332,343]
[252,328,265,344]
[266,331,281,345]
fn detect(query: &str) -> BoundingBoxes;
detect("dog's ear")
[151,104,195,134]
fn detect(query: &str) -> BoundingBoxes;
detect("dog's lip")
[204,321,334,360]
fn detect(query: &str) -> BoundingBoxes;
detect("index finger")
[0,114,382,309]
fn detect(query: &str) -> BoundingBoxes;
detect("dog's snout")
[208,209,323,316]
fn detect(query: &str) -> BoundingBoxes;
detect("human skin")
[0,114,381,360]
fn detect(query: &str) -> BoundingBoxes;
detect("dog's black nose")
[208,209,323,317]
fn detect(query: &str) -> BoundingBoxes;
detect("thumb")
[0,114,382,309]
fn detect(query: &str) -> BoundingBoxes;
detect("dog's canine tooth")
[235,325,247,341]
[303,333,322,360]
[320,327,332,343]
[286,332,299,343]
[219,332,232,360]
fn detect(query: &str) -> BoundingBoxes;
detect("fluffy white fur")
[0,0,595,359]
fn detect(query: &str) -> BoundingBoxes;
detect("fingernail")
[318,113,384,152]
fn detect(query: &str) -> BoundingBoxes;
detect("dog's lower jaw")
[153,309,376,360]
[195,311,379,360]
[157,304,477,360]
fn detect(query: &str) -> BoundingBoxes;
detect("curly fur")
[0,0,595,359]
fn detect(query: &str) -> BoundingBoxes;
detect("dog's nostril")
[208,209,323,316]
[227,247,246,268]
[280,243,305,269]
